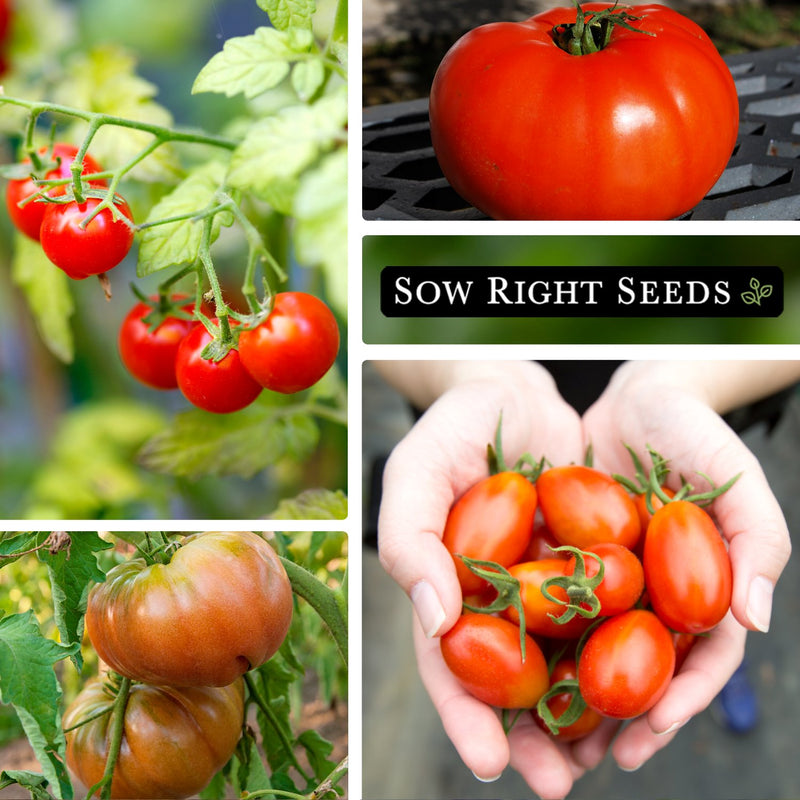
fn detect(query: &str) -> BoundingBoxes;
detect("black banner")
[380,266,783,318]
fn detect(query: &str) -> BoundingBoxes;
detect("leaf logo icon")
[741,277,773,306]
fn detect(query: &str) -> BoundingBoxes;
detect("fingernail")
[410,580,446,638]
[657,717,690,736]
[746,575,774,633]
[471,771,502,783]
[619,762,643,773]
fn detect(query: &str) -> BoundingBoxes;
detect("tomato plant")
[64,676,244,800]
[537,465,641,550]
[442,471,537,594]
[440,613,549,709]
[5,144,106,241]
[0,531,348,800]
[117,298,196,390]
[40,196,134,279]
[238,292,341,394]
[578,609,675,719]
[174,321,263,414]
[643,499,733,633]
[428,2,738,220]
[85,532,293,687]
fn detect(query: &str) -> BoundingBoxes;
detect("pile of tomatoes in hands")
[64,531,294,799]
[118,289,340,414]
[440,429,737,741]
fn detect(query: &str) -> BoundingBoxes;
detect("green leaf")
[227,90,346,213]
[298,729,336,785]
[0,613,79,800]
[0,534,44,564]
[268,489,347,520]
[137,160,231,276]
[259,0,316,30]
[292,58,326,102]
[236,733,273,792]
[55,45,181,183]
[0,770,51,800]
[39,533,112,671]
[11,234,75,364]
[193,27,315,100]
[293,148,347,315]
[138,401,320,480]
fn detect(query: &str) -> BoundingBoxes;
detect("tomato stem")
[535,678,586,735]
[551,1,654,56]
[540,545,604,623]
[85,676,131,800]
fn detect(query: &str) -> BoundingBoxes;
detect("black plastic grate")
[362,45,800,220]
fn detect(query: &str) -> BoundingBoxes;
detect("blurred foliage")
[364,236,800,345]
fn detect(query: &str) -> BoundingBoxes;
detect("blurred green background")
[0,0,347,520]
[363,236,800,344]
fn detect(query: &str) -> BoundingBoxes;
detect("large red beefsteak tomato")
[429,3,739,220]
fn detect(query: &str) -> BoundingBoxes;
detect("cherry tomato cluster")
[118,290,340,413]
[440,436,736,740]
[5,142,135,279]
[65,532,293,799]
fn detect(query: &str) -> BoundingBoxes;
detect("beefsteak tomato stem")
[536,678,586,735]
[243,673,312,784]
[279,557,348,664]
[540,545,604,623]
[458,555,528,661]
[87,675,131,800]
[551,1,654,56]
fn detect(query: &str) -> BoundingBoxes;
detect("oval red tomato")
[578,609,675,719]
[536,465,641,551]
[534,657,603,742]
[64,676,244,799]
[85,531,293,687]
[503,559,592,639]
[442,471,537,594]
[440,613,549,709]
[118,299,196,390]
[6,144,107,241]
[429,3,738,220]
[643,499,732,633]
[238,292,340,394]
[40,196,134,278]
[175,322,262,414]
[564,542,644,617]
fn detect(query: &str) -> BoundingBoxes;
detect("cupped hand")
[583,361,792,770]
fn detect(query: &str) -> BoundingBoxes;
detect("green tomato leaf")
[137,160,232,276]
[236,732,273,793]
[55,45,181,183]
[268,489,347,520]
[0,770,52,800]
[138,401,320,480]
[227,90,346,213]
[193,27,315,100]
[11,234,74,364]
[298,729,336,786]
[39,533,112,671]
[0,613,79,800]
[291,58,326,102]
[0,533,45,564]
[258,0,316,30]
[293,148,347,316]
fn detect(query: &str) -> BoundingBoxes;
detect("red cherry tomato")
[643,499,732,634]
[522,516,563,561]
[537,465,641,551]
[633,487,676,533]
[118,299,196,390]
[429,3,738,219]
[237,292,340,394]
[40,196,134,279]
[442,471,537,594]
[578,609,675,719]
[565,542,644,617]
[673,631,697,674]
[5,144,107,241]
[0,1,10,46]
[175,322,262,414]
[440,613,549,709]
[502,559,592,639]
[534,657,603,742]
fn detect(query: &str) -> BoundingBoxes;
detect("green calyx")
[551,1,654,56]
[540,546,604,623]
